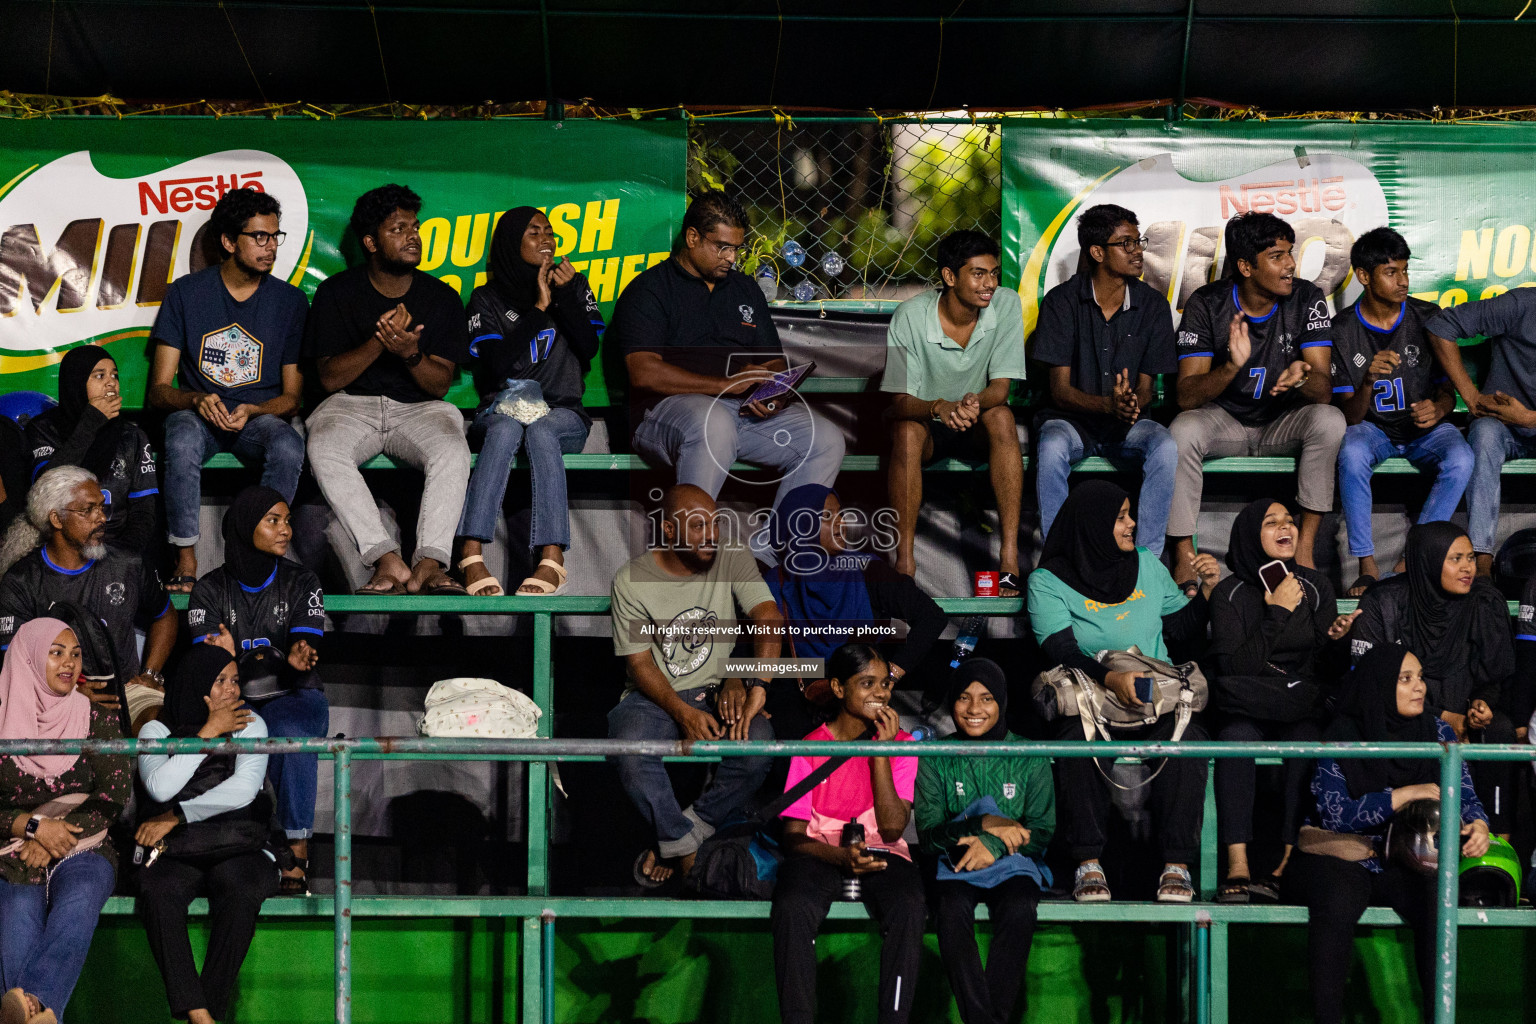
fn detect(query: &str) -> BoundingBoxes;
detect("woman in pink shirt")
[770,643,924,1024]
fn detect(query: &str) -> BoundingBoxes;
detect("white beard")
[83,543,108,560]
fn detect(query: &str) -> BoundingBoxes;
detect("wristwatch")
[402,350,424,368]
[24,815,42,840]
[144,670,165,687]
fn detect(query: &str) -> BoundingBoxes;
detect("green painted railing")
[7,733,1536,1024]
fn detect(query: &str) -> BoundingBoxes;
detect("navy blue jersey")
[1330,297,1446,443]
[1177,279,1332,425]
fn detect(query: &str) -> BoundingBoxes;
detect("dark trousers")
[934,876,1041,1024]
[138,851,279,1020]
[1214,715,1320,848]
[1471,712,1518,834]
[1052,714,1209,863]
[770,852,924,1024]
[1283,851,1436,1024]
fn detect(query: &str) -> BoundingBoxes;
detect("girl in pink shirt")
[770,643,923,1024]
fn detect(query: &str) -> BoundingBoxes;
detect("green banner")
[0,119,687,407]
[1003,119,1536,350]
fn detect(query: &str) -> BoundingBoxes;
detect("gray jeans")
[306,393,471,567]
[1167,402,1345,537]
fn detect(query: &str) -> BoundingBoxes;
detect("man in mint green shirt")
[882,231,1026,594]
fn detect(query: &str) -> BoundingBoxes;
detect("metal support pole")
[1169,0,1196,123]
[521,917,543,1024]
[542,912,557,1024]
[1434,744,1462,1024]
[333,745,353,1024]
[1194,916,1211,1024]
[528,611,553,895]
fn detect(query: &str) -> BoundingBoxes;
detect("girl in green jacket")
[915,658,1055,1024]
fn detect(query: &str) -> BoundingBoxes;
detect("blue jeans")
[163,409,305,546]
[249,687,330,839]
[458,405,590,548]
[633,394,846,512]
[1469,416,1536,555]
[607,686,773,859]
[1035,416,1177,554]
[0,851,115,1022]
[1338,421,1473,558]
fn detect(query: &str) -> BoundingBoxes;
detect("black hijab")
[221,485,286,589]
[162,644,237,739]
[1400,521,1507,688]
[1324,644,1439,798]
[1038,480,1138,605]
[141,644,239,819]
[1225,498,1294,586]
[55,345,126,477]
[947,658,1009,741]
[488,206,543,312]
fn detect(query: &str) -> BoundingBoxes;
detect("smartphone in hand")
[1258,559,1289,594]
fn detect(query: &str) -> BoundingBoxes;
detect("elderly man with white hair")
[0,465,177,725]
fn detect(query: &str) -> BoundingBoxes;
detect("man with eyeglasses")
[148,186,308,594]
[303,184,471,597]
[0,465,177,704]
[1032,204,1179,555]
[1168,211,1344,583]
[884,229,1026,595]
[613,194,845,520]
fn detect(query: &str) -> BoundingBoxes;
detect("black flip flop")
[1217,875,1252,903]
[632,849,668,890]
[1248,875,1283,903]
[997,571,1020,596]
[165,574,197,594]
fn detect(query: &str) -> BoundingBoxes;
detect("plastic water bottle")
[792,281,816,301]
[949,615,984,669]
[755,265,779,300]
[781,241,807,268]
[821,251,846,276]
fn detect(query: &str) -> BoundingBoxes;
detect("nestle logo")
[138,172,265,216]
[1218,177,1346,219]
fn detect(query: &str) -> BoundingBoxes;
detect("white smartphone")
[1258,559,1289,594]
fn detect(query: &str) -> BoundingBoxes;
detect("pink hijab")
[0,617,92,779]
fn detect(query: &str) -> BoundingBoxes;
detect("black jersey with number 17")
[1176,279,1333,425]
[1328,297,1445,444]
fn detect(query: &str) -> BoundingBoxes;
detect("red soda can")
[974,571,1000,597]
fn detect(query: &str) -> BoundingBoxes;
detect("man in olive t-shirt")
[608,485,785,884]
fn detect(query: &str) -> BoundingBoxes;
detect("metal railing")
[6,732,1535,1024]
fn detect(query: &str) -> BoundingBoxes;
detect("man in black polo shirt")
[1032,204,1179,552]
[0,465,177,694]
[612,195,845,516]
[1168,212,1344,580]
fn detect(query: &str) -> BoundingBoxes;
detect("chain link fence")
[687,117,1002,302]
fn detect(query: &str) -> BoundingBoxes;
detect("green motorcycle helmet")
[1459,835,1522,908]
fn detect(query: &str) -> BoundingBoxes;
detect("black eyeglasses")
[239,230,288,247]
[1104,236,1149,252]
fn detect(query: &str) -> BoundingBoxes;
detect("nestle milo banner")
[0,119,686,406]
[1003,119,1536,349]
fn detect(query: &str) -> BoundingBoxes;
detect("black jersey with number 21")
[1176,279,1333,425]
[1328,297,1445,443]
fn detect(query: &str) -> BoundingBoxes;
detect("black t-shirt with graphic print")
[1176,279,1332,425]
[0,548,169,677]
[1329,297,1446,444]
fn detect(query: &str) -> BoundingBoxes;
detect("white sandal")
[516,557,568,596]
[457,555,503,597]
